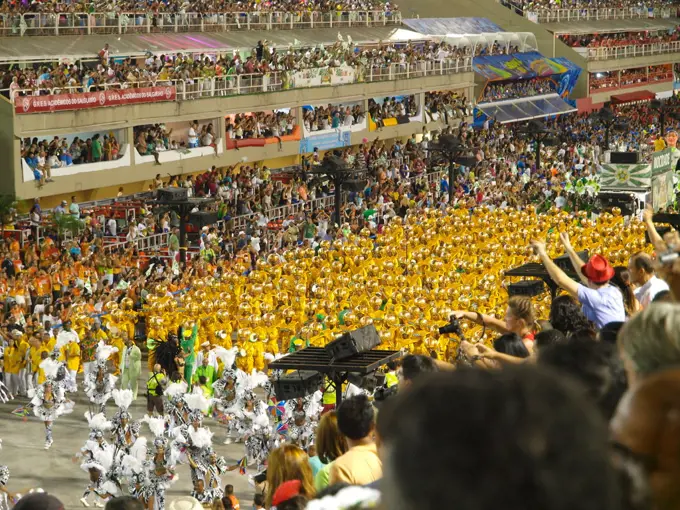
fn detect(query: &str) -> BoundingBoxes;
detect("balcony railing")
[0,10,401,37]
[582,41,680,61]
[513,5,677,23]
[6,59,472,110]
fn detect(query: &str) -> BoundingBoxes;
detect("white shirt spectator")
[634,275,669,308]
[107,218,117,236]
[188,126,198,145]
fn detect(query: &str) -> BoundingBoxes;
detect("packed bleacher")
[481,76,558,103]
[0,0,399,14]
[5,92,680,510]
[501,0,678,12]
[303,104,365,131]
[559,28,680,48]
[0,40,472,102]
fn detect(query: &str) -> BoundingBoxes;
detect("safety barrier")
[585,41,680,61]
[0,10,401,37]
[497,1,677,23]
[6,59,472,107]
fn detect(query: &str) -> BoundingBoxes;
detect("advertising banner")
[299,129,351,153]
[473,51,571,82]
[551,57,582,101]
[283,66,359,90]
[15,86,176,114]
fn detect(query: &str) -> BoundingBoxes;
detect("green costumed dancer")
[181,323,198,386]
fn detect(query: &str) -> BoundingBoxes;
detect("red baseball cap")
[581,254,615,284]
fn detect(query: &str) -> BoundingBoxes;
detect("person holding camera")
[146,363,166,417]
[451,295,539,352]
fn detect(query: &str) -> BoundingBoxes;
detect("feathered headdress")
[165,381,188,401]
[121,437,148,477]
[184,389,211,415]
[95,341,119,363]
[242,370,270,392]
[211,346,238,369]
[112,389,134,411]
[40,358,61,381]
[142,414,166,438]
[188,426,214,448]
[85,411,113,432]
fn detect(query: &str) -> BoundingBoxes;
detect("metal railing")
[585,41,680,60]
[6,59,472,107]
[517,5,677,23]
[589,71,673,92]
[0,10,401,37]
[101,231,169,254]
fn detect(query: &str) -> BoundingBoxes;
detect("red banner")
[15,86,176,114]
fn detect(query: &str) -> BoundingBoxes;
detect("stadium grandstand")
[3,2,680,510]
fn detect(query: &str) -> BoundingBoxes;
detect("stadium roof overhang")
[0,26,427,63]
[610,90,655,105]
[477,93,577,124]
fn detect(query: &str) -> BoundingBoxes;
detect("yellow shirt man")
[66,342,81,372]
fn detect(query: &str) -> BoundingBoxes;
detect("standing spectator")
[168,228,180,262]
[530,234,625,329]
[627,252,669,309]
[329,394,382,485]
[188,121,199,148]
[99,43,110,64]
[91,134,103,163]
[106,215,117,237]
[69,196,80,219]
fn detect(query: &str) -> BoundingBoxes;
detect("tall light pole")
[429,134,478,204]
[308,155,367,226]
[597,107,628,151]
[520,120,557,172]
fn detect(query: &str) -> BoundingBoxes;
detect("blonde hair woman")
[266,444,315,508]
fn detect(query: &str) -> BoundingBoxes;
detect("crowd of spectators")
[590,64,673,91]
[132,120,218,164]
[481,76,558,103]
[424,91,470,123]
[8,86,680,510]
[302,104,365,132]
[559,28,680,48]
[501,0,678,12]
[226,111,297,140]
[0,0,399,14]
[21,133,122,184]
[368,95,417,127]
[0,40,470,102]
[474,41,521,56]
